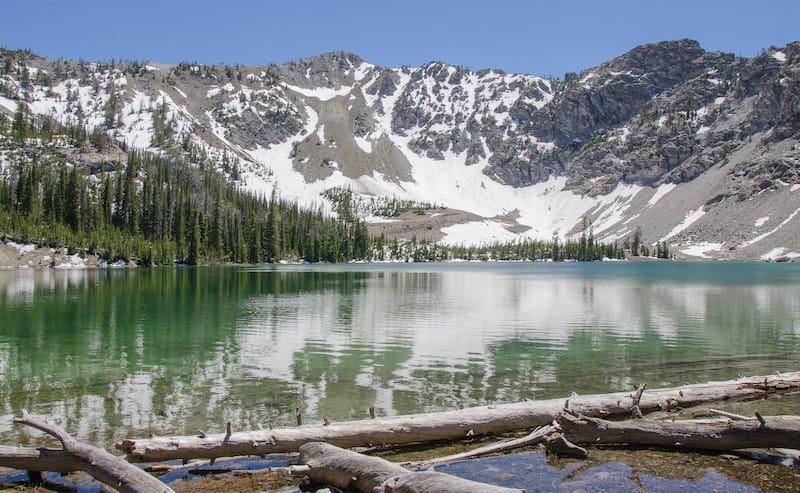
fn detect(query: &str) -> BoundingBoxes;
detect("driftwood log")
[118,371,800,462]
[298,441,522,493]
[557,413,800,450]
[0,411,173,493]
[407,412,800,469]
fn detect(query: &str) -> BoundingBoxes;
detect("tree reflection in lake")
[0,262,798,449]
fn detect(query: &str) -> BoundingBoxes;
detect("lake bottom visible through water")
[1,262,799,491]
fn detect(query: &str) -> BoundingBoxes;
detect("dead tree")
[557,412,800,451]
[0,411,173,493]
[118,371,800,463]
[298,441,522,493]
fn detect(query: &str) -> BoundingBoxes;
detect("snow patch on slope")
[354,136,372,153]
[760,247,800,261]
[662,207,706,241]
[0,95,19,113]
[440,221,520,246]
[648,183,676,206]
[120,91,155,149]
[739,207,800,248]
[284,83,351,101]
[680,242,723,258]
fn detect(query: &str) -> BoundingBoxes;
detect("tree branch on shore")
[0,410,173,493]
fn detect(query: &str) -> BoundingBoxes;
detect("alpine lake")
[1,261,800,491]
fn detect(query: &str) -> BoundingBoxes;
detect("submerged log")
[1,411,173,493]
[117,371,800,462]
[558,412,800,451]
[298,441,521,493]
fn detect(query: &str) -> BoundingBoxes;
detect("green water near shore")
[1,262,799,448]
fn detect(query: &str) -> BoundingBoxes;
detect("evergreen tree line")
[0,107,370,265]
[1,105,636,265]
[623,226,671,259]
[0,152,372,265]
[0,154,373,265]
[389,235,626,262]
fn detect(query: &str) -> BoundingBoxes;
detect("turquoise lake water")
[1,262,798,448]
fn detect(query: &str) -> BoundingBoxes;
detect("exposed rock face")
[1,40,799,259]
[536,40,800,196]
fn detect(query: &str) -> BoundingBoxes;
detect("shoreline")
[1,240,791,269]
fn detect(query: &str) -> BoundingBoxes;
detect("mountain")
[1,40,798,261]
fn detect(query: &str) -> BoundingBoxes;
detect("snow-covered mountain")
[1,40,799,260]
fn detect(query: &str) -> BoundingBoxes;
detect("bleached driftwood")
[557,412,800,450]
[1,411,173,493]
[406,411,800,472]
[117,371,800,462]
[410,424,557,468]
[298,441,521,493]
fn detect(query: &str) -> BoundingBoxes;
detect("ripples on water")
[0,262,799,448]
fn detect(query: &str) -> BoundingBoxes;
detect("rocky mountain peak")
[1,40,798,260]
[280,51,368,88]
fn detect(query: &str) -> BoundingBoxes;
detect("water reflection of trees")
[0,268,374,446]
[1,264,799,449]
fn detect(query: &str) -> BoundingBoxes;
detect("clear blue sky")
[2,0,798,77]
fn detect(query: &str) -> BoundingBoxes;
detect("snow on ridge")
[772,51,787,63]
[353,62,375,82]
[372,70,412,134]
[284,83,352,101]
[754,216,770,228]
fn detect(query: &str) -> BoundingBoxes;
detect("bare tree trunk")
[298,441,522,493]
[2,411,173,493]
[117,371,800,462]
[557,412,800,450]
[0,445,81,473]
[411,424,557,468]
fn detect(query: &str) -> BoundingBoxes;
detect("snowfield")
[3,49,798,261]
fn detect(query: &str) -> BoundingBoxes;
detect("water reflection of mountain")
[0,264,798,449]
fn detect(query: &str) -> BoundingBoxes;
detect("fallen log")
[1,411,173,493]
[298,441,521,493]
[558,412,800,451]
[117,371,800,462]
[411,424,557,468]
